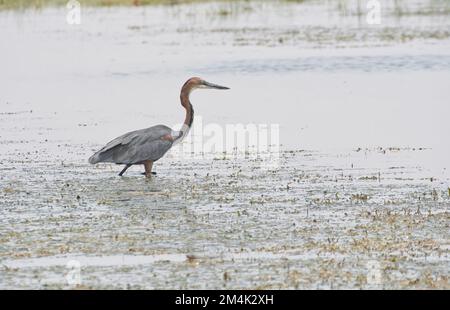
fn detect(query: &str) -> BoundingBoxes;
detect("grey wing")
[119,136,173,164]
[89,125,173,164]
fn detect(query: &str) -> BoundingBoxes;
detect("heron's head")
[182,77,230,93]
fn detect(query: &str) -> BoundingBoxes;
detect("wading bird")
[88,77,229,177]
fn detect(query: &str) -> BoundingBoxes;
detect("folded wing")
[89,125,174,165]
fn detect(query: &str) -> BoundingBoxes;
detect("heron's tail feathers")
[89,147,118,164]
[88,153,101,164]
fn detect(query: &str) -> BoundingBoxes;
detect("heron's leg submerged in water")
[144,160,154,178]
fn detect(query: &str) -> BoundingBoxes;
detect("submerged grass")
[0,0,204,10]
[2,0,450,20]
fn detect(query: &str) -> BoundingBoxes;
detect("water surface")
[1,0,449,289]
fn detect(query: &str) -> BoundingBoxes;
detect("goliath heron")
[88,77,229,177]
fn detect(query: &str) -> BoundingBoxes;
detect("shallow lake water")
[0,0,449,289]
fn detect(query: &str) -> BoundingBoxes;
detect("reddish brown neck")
[180,86,194,128]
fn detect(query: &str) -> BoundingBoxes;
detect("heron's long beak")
[203,81,230,90]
